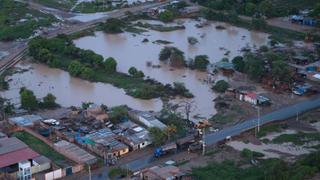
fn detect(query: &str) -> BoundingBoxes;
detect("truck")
[154,142,177,158]
[154,134,196,158]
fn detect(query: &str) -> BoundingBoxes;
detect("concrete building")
[141,165,185,180]
[54,140,97,165]
[129,110,167,130]
[82,128,129,158]
[9,115,42,127]
[117,121,151,151]
[0,137,51,180]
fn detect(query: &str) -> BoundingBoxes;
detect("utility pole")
[88,165,92,180]
[257,106,260,133]
[202,128,206,155]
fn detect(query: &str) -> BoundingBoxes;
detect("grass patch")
[202,10,319,43]
[125,26,148,34]
[210,113,237,125]
[108,167,128,179]
[257,123,283,137]
[272,132,320,145]
[12,131,71,167]
[72,2,114,13]
[69,28,96,40]
[0,0,56,41]
[176,160,190,166]
[32,0,76,11]
[153,40,173,44]
[135,22,185,32]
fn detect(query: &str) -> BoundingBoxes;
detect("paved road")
[205,97,320,146]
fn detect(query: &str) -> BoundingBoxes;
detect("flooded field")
[1,19,269,118]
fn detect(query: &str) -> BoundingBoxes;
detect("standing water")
[1,19,269,118]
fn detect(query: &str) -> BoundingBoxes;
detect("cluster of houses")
[7,104,169,167]
[290,9,318,27]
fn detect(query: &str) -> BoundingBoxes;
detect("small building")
[84,104,109,121]
[141,165,185,180]
[9,115,42,127]
[83,128,129,158]
[117,121,151,151]
[239,91,270,106]
[54,140,97,165]
[129,110,167,130]
[0,137,51,179]
[216,61,234,75]
[292,55,309,65]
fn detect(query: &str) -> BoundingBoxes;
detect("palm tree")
[165,124,177,141]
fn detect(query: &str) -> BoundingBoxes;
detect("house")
[141,165,185,180]
[238,91,270,105]
[54,140,97,165]
[291,15,318,26]
[129,110,167,130]
[84,104,109,121]
[0,137,51,179]
[82,128,129,158]
[216,61,234,75]
[117,121,151,151]
[9,115,42,127]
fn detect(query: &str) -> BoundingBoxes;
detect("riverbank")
[28,36,193,100]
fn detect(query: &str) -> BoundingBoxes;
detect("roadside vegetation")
[72,1,114,13]
[201,9,315,43]
[0,0,56,41]
[31,0,76,11]
[13,131,70,166]
[28,35,193,99]
[193,0,318,18]
[192,150,320,180]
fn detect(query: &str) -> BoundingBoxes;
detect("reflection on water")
[1,19,269,118]
[1,63,162,111]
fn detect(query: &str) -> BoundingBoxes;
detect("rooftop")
[0,137,40,168]
[9,115,42,126]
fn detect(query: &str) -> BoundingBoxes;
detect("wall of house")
[31,162,51,174]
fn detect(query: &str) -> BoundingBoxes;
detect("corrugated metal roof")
[0,137,27,155]
[0,147,39,168]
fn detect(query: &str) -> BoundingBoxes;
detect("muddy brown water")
[1,19,269,118]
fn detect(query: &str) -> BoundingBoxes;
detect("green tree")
[212,80,229,93]
[81,67,94,80]
[149,127,166,146]
[42,93,57,108]
[4,102,14,115]
[100,18,124,33]
[128,67,138,76]
[271,60,290,82]
[259,0,274,17]
[188,36,199,45]
[37,48,54,63]
[104,57,117,73]
[159,47,172,61]
[245,2,257,16]
[20,88,38,110]
[244,53,265,81]
[232,56,245,72]
[159,10,175,22]
[194,55,209,70]
[109,106,128,124]
[310,3,320,17]
[251,18,267,30]
[68,61,83,77]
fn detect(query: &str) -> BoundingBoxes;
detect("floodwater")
[1,63,162,111]
[1,19,269,118]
